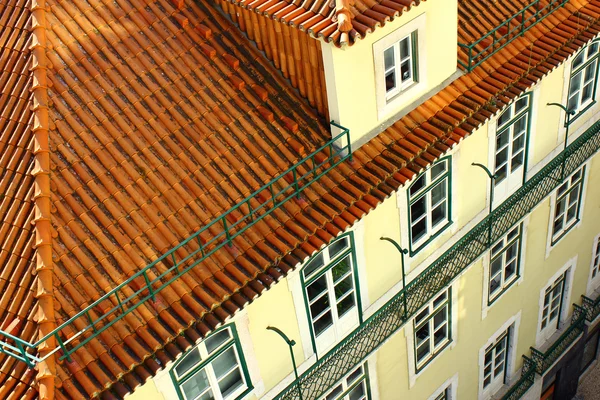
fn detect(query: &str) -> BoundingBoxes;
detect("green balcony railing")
[274,119,600,399]
[458,0,568,71]
[529,305,586,375]
[581,294,600,322]
[500,356,536,400]
[0,124,351,368]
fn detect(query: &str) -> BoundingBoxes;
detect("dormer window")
[384,33,417,99]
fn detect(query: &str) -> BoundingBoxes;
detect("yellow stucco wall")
[323,0,458,146]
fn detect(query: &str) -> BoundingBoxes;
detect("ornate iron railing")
[0,124,351,367]
[581,294,600,322]
[529,305,586,375]
[458,0,569,71]
[274,119,600,400]
[500,356,536,400]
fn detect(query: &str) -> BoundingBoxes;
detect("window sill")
[410,221,453,257]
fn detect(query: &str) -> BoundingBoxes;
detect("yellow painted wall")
[324,0,458,146]
[125,379,164,400]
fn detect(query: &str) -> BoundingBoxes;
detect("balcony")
[274,117,600,400]
[458,0,569,71]
[0,124,351,368]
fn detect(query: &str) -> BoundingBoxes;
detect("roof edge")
[30,0,56,398]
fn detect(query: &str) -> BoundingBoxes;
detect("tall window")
[171,326,251,400]
[591,235,600,287]
[408,158,452,254]
[494,95,530,196]
[414,289,451,371]
[567,40,600,117]
[488,225,522,304]
[551,167,585,244]
[384,32,417,100]
[302,234,361,355]
[540,272,567,335]
[320,363,371,400]
[483,329,510,391]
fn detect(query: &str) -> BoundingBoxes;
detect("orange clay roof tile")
[1,0,600,398]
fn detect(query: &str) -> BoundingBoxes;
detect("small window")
[413,289,451,371]
[488,225,522,303]
[171,326,252,400]
[540,272,567,335]
[567,41,600,118]
[433,387,450,400]
[302,234,361,355]
[551,167,585,244]
[384,32,417,100]
[483,329,510,390]
[591,235,600,284]
[408,158,452,254]
[494,95,531,196]
[320,363,371,400]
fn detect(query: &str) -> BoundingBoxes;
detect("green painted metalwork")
[458,0,568,71]
[0,124,351,367]
[581,294,600,322]
[274,119,600,400]
[500,356,536,400]
[529,305,586,375]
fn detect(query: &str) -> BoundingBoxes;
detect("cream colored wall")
[322,0,458,146]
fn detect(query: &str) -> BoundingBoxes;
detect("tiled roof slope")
[1,0,600,399]
[223,0,426,47]
[0,0,51,399]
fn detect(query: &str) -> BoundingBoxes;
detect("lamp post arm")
[471,163,495,180]
[379,237,408,255]
[266,326,295,346]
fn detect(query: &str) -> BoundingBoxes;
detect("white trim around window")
[373,13,427,120]
[427,373,458,400]
[587,233,600,296]
[535,257,577,348]
[478,311,521,400]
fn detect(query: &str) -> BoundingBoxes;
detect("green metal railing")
[529,305,586,375]
[581,294,600,322]
[0,124,351,367]
[274,119,600,400]
[500,356,536,400]
[458,0,568,71]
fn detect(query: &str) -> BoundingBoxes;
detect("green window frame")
[408,157,452,255]
[488,224,522,304]
[551,166,585,245]
[540,272,567,333]
[319,362,372,400]
[170,325,253,400]
[384,31,418,100]
[413,288,452,372]
[494,94,532,187]
[301,233,363,355]
[483,328,510,390]
[567,40,600,122]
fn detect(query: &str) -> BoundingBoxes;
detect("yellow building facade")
[125,2,600,400]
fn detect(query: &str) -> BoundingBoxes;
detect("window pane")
[307,275,328,299]
[431,203,447,228]
[337,293,356,317]
[412,218,427,242]
[304,253,324,279]
[384,47,395,70]
[349,383,365,400]
[314,311,333,336]
[417,341,430,361]
[325,385,343,400]
[334,275,354,301]
[329,237,349,260]
[213,347,238,380]
[400,37,410,58]
[401,61,411,82]
[431,162,447,180]
[433,308,446,329]
[410,175,426,195]
[332,257,352,282]
[218,368,243,398]
[181,368,213,400]
[176,348,202,378]
[385,71,396,92]
[498,109,512,127]
[431,182,446,206]
[434,324,447,346]
[310,294,330,318]
[416,324,430,346]
[515,97,528,113]
[205,330,231,356]
[573,52,585,69]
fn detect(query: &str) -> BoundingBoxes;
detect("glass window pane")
[314,312,333,336]
[515,97,528,113]
[205,330,231,356]
[431,162,447,180]
[417,341,430,361]
[325,385,343,400]
[412,218,427,242]
[332,257,352,282]
[434,324,447,346]
[411,197,426,220]
[385,71,396,92]
[410,175,426,195]
[304,253,325,280]
[310,294,330,318]
[416,324,430,345]
[431,203,447,228]
[433,308,446,329]
[181,368,212,400]
[329,237,349,260]
[349,383,365,400]
[384,47,395,70]
[307,275,328,300]
[573,52,585,69]
[431,182,446,205]
[218,368,243,398]
[400,37,410,58]
[213,347,238,380]
[337,294,356,317]
[401,61,411,82]
[498,109,512,127]
[334,274,354,300]
[176,348,202,378]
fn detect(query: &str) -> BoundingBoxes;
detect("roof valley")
[29,0,56,399]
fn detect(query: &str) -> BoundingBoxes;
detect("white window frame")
[478,312,520,400]
[383,33,416,100]
[536,259,576,347]
[482,329,510,392]
[373,13,427,119]
[550,166,586,245]
[588,233,600,295]
[300,234,362,356]
[488,224,522,304]
[407,158,452,254]
[492,95,531,198]
[319,362,371,400]
[170,325,252,400]
[427,373,458,400]
[566,40,600,117]
[412,288,452,371]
